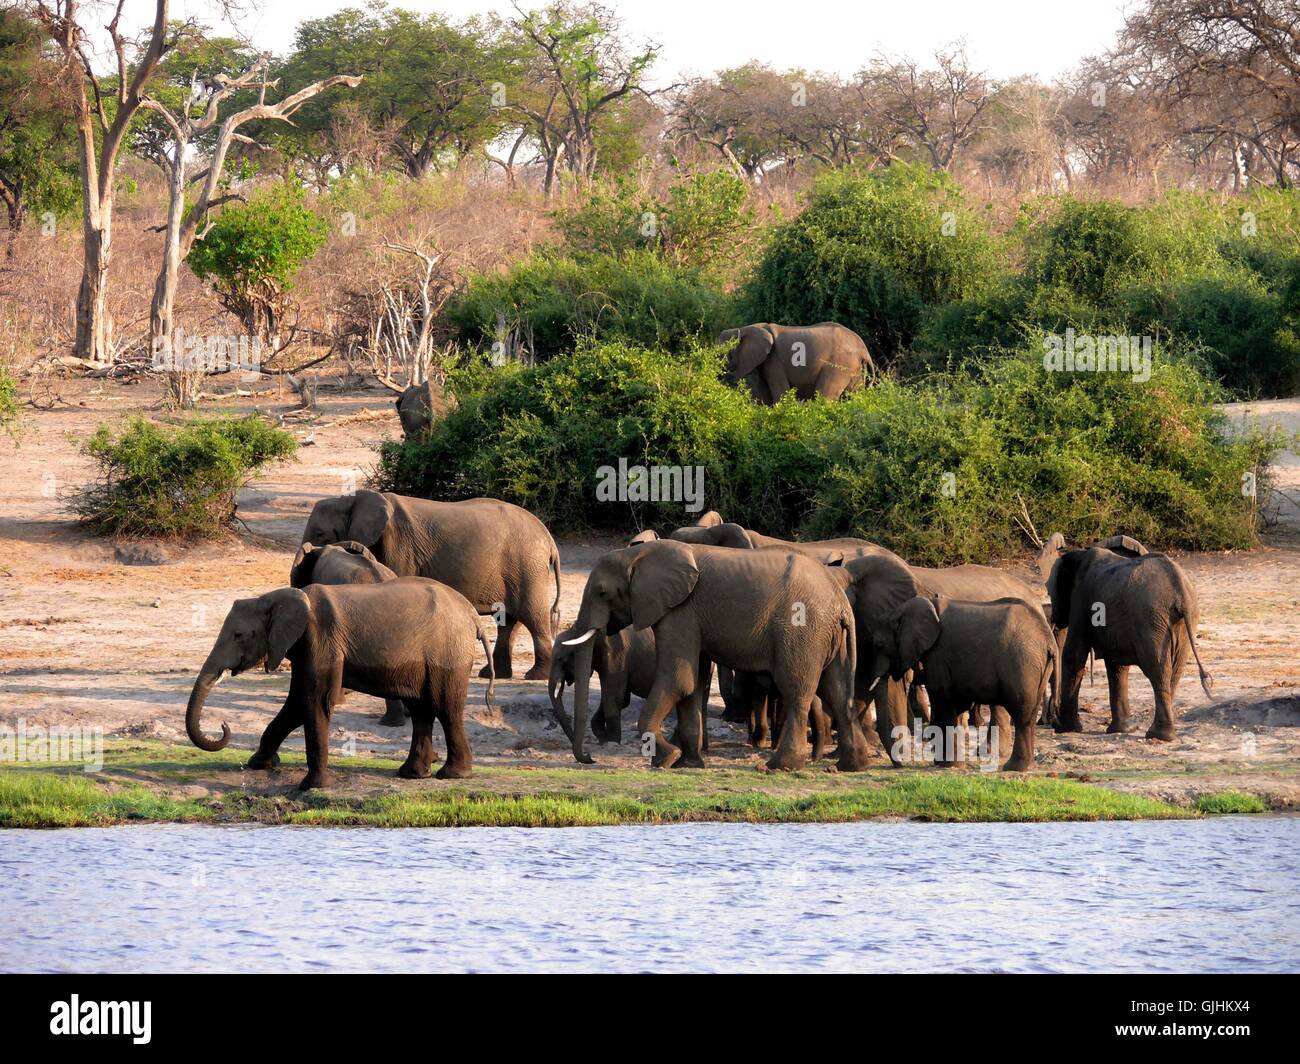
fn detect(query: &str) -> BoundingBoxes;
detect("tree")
[1118,0,1300,187]
[504,2,664,196]
[268,6,506,182]
[137,49,360,403]
[0,8,78,235]
[29,0,183,363]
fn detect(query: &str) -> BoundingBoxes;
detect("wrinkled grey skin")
[564,540,864,773]
[548,625,658,744]
[289,541,408,726]
[719,323,875,404]
[395,380,452,438]
[185,579,493,790]
[871,594,1058,771]
[301,491,560,681]
[660,515,888,746]
[1045,542,1211,741]
[1034,533,1148,727]
[838,552,1044,763]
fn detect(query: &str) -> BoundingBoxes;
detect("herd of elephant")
[184,488,1213,792]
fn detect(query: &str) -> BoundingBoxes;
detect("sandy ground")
[1,372,1298,807]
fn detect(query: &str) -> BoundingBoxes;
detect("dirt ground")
[2,371,1298,808]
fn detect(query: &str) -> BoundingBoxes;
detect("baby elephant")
[185,578,493,789]
[873,594,1057,772]
[548,626,658,744]
[290,540,408,727]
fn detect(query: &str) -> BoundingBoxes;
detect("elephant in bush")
[394,380,452,439]
[719,323,875,404]
[871,594,1057,772]
[1044,542,1211,740]
[301,491,560,681]
[548,625,658,744]
[185,579,493,790]
[838,552,1045,762]
[289,540,409,727]
[563,540,865,772]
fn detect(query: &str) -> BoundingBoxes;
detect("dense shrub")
[0,366,20,438]
[555,170,754,269]
[740,164,1003,363]
[376,340,1277,564]
[447,249,733,362]
[71,416,297,538]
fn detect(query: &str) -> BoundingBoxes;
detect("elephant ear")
[1093,534,1148,557]
[346,490,393,548]
[1046,550,1085,628]
[898,595,942,668]
[695,510,724,528]
[1037,531,1067,583]
[628,541,700,630]
[842,553,920,623]
[337,540,380,561]
[265,587,311,672]
[289,542,317,588]
[628,528,660,546]
[730,324,775,376]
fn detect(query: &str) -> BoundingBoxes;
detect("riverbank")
[1,376,1298,827]
[0,739,1277,828]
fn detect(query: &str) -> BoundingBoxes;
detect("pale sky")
[154,0,1130,84]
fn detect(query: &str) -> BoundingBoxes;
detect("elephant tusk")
[562,628,598,646]
[211,669,231,687]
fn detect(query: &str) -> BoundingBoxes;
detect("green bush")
[740,164,1003,363]
[0,365,20,439]
[447,249,733,363]
[71,416,297,539]
[376,340,1277,563]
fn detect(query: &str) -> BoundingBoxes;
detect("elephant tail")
[477,622,496,710]
[1177,608,1213,699]
[550,543,562,635]
[1046,625,1060,725]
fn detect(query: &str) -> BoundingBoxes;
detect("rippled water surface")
[2,818,1296,972]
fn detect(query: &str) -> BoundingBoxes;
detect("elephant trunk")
[548,675,575,742]
[186,658,232,752]
[569,637,596,764]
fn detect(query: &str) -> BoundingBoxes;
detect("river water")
[1,817,1295,972]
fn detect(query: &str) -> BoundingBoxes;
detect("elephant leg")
[908,682,931,725]
[991,706,1012,761]
[767,684,814,772]
[1055,633,1089,733]
[873,676,910,765]
[1105,663,1132,733]
[485,616,518,680]
[1003,705,1036,772]
[377,697,408,727]
[718,665,747,722]
[399,697,436,780]
[434,670,473,778]
[1143,664,1178,743]
[298,688,334,791]
[749,690,770,748]
[638,662,696,769]
[248,684,305,769]
[672,692,706,769]
[516,595,554,682]
[697,656,712,755]
[809,697,832,761]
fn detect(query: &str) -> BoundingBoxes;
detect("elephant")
[837,552,1045,762]
[288,540,409,727]
[870,594,1058,772]
[548,625,658,744]
[1044,542,1211,740]
[394,380,452,439]
[719,322,875,404]
[562,540,865,772]
[185,578,493,790]
[300,491,560,681]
